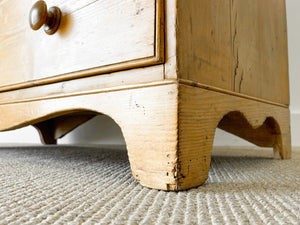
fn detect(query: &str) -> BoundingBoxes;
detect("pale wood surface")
[176,0,233,90]
[177,83,291,190]
[0,0,163,88]
[0,65,164,104]
[0,83,291,190]
[163,0,178,80]
[0,0,291,191]
[231,0,289,104]
[0,0,289,105]
[0,83,179,190]
[176,0,289,105]
[179,79,287,108]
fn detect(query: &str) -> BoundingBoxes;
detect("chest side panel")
[177,0,289,105]
[231,0,289,105]
[177,0,233,90]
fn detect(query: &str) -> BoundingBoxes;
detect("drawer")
[0,0,164,89]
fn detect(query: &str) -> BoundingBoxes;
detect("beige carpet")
[0,146,299,225]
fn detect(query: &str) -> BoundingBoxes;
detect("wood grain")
[0,83,179,190]
[0,0,164,89]
[231,0,289,104]
[177,84,291,190]
[0,0,291,191]
[176,0,289,104]
[0,65,164,104]
[176,0,233,90]
[163,0,178,79]
[0,83,291,190]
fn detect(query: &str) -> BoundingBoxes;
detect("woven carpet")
[0,146,299,225]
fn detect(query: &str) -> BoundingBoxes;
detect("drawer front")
[0,0,164,89]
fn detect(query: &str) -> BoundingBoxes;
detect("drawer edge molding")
[0,0,164,90]
[0,80,176,106]
[0,56,163,92]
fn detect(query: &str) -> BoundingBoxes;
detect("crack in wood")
[239,70,244,93]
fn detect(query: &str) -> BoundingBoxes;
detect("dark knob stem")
[29,0,61,35]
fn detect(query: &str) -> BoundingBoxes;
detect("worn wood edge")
[2,76,289,108]
[0,65,165,105]
[0,56,163,92]
[179,79,289,108]
[163,0,178,80]
[0,80,177,106]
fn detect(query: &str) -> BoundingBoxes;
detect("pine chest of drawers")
[0,0,291,190]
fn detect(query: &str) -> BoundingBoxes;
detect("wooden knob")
[29,0,61,35]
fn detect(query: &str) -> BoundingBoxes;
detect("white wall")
[286,0,300,146]
[0,1,299,147]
